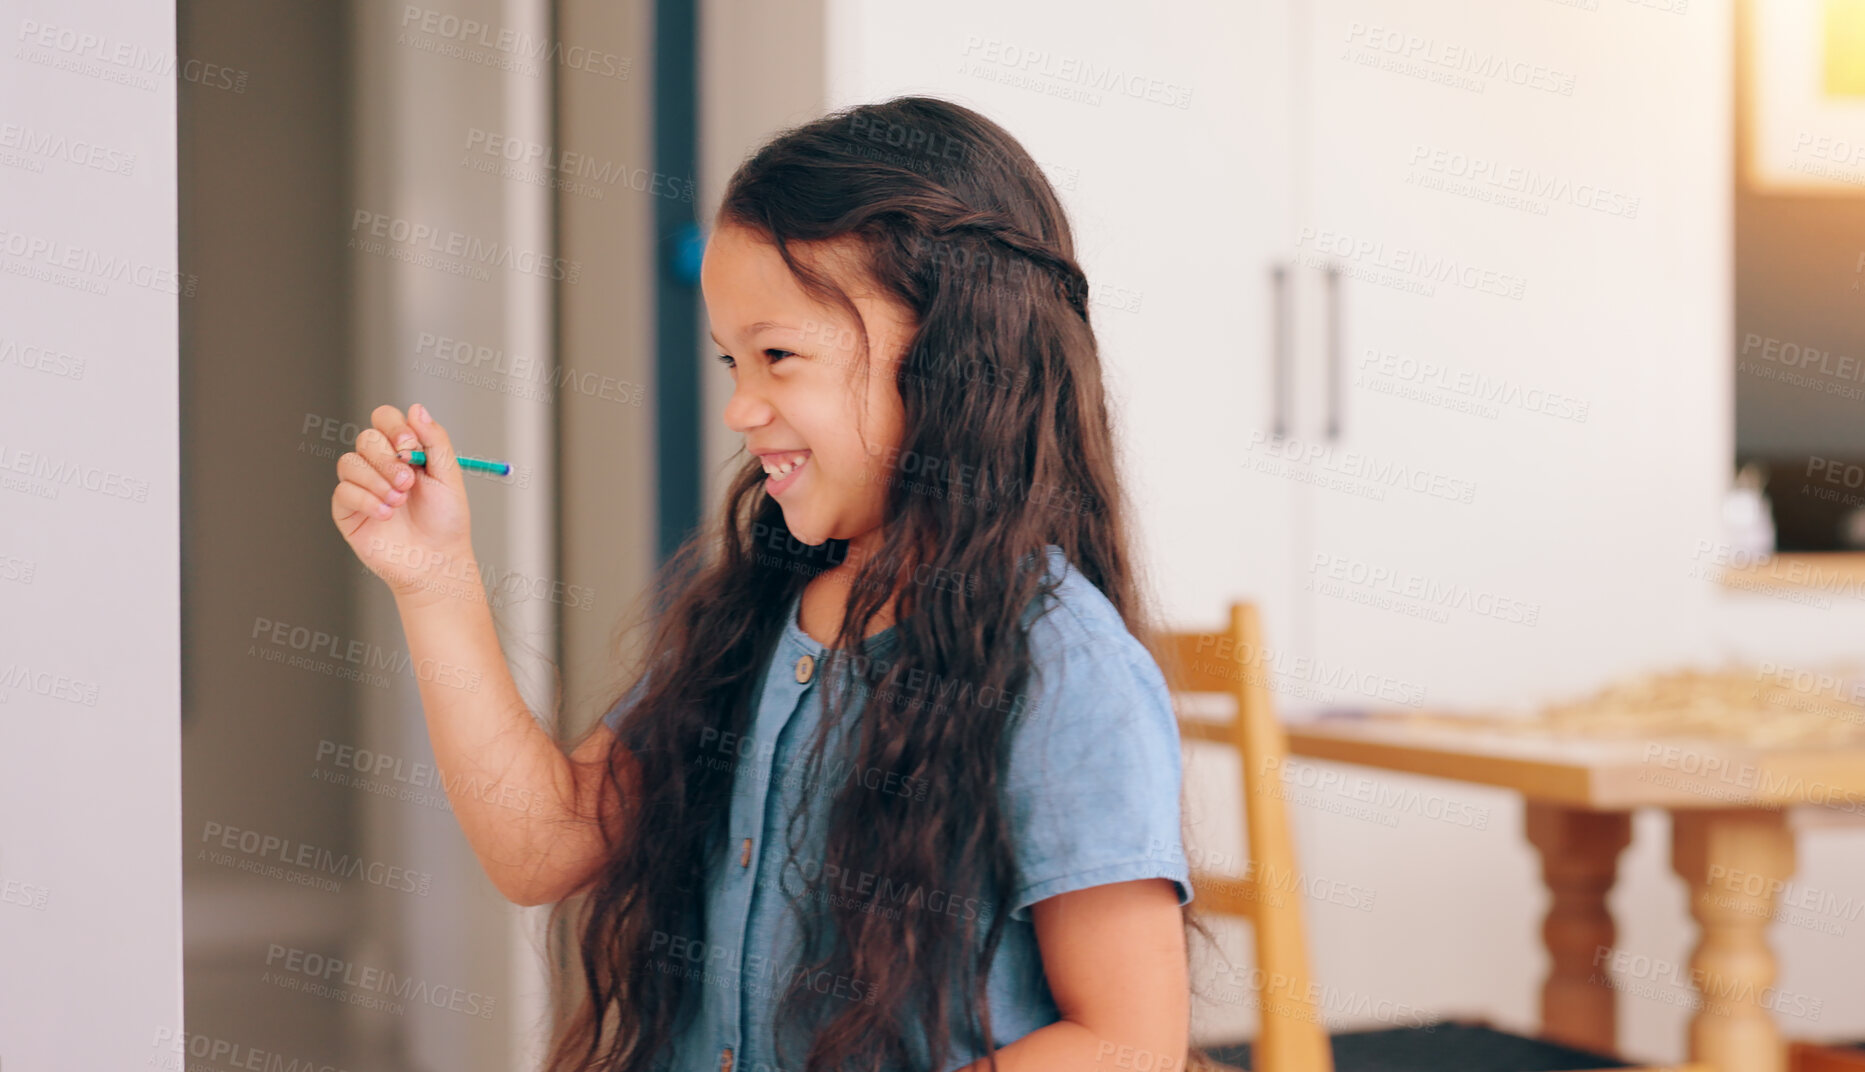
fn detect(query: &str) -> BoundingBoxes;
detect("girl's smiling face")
[702,223,912,551]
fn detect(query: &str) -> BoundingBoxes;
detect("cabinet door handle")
[1272,263,1291,440]
[1324,262,1342,441]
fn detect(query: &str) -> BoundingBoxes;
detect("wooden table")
[1284,711,1865,1072]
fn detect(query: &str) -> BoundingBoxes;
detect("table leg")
[1670,808,1796,1072]
[1525,802,1632,1055]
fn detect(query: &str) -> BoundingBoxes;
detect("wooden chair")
[1159,602,1711,1072]
[1160,602,1333,1071]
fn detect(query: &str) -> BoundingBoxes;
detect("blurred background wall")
[178,0,367,1064]
[177,0,652,1068]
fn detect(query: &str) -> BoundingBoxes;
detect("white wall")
[0,0,184,1065]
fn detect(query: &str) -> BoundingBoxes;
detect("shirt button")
[740,837,752,868]
[720,1047,734,1072]
[795,653,815,684]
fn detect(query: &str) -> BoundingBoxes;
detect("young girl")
[331,95,1202,1072]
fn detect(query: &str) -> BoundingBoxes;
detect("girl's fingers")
[371,403,424,470]
[403,403,461,489]
[338,450,404,505]
[333,478,394,522]
[353,429,415,495]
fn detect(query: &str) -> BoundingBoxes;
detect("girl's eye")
[713,349,792,369]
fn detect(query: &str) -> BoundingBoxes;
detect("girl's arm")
[961,878,1189,1072]
[985,633,1196,1070]
[331,402,633,906]
[396,584,635,906]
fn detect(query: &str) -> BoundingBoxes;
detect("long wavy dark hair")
[543,95,1215,1072]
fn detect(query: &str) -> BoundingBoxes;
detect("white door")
[1293,0,1729,712]
[1141,0,1310,676]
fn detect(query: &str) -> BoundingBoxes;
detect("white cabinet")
[1136,0,1311,681]
[1280,0,1730,713]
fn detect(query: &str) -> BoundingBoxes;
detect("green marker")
[401,449,512,477]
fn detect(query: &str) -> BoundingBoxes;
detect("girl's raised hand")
[330,403,477,606]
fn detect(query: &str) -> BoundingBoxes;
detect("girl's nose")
[722,379,773,434]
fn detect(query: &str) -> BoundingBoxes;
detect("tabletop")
[1283,709,1865,811]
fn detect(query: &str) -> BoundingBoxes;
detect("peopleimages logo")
[1591,946,1823,1022]
[959,35,1195,109]
[1405,143,1639,220]
[1639,741,1865,812]
[349,209,580,283]
[1739,332,1865,382]
[462,128,693,201]
[1343,21,1576,96]
[150,1027,348,1072]
[14,18,251,93]
[0,225,198,297]
[0,440,150,502]
[1356,347,1592,424]
[1183,630,1428,708]
[1244,429,1478,505]
[264,943,497,1019]
[0,334,88,379]
[1259,755,1492,829]
[0,121,138,175]
[1295,226,1527,300]
[398,6,630,79]
[198,820,435,896]
[249,614,483,692]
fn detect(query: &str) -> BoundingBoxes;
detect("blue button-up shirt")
[604,544,1192,1072]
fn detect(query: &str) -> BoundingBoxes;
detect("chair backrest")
[1159,602,1334,1072]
